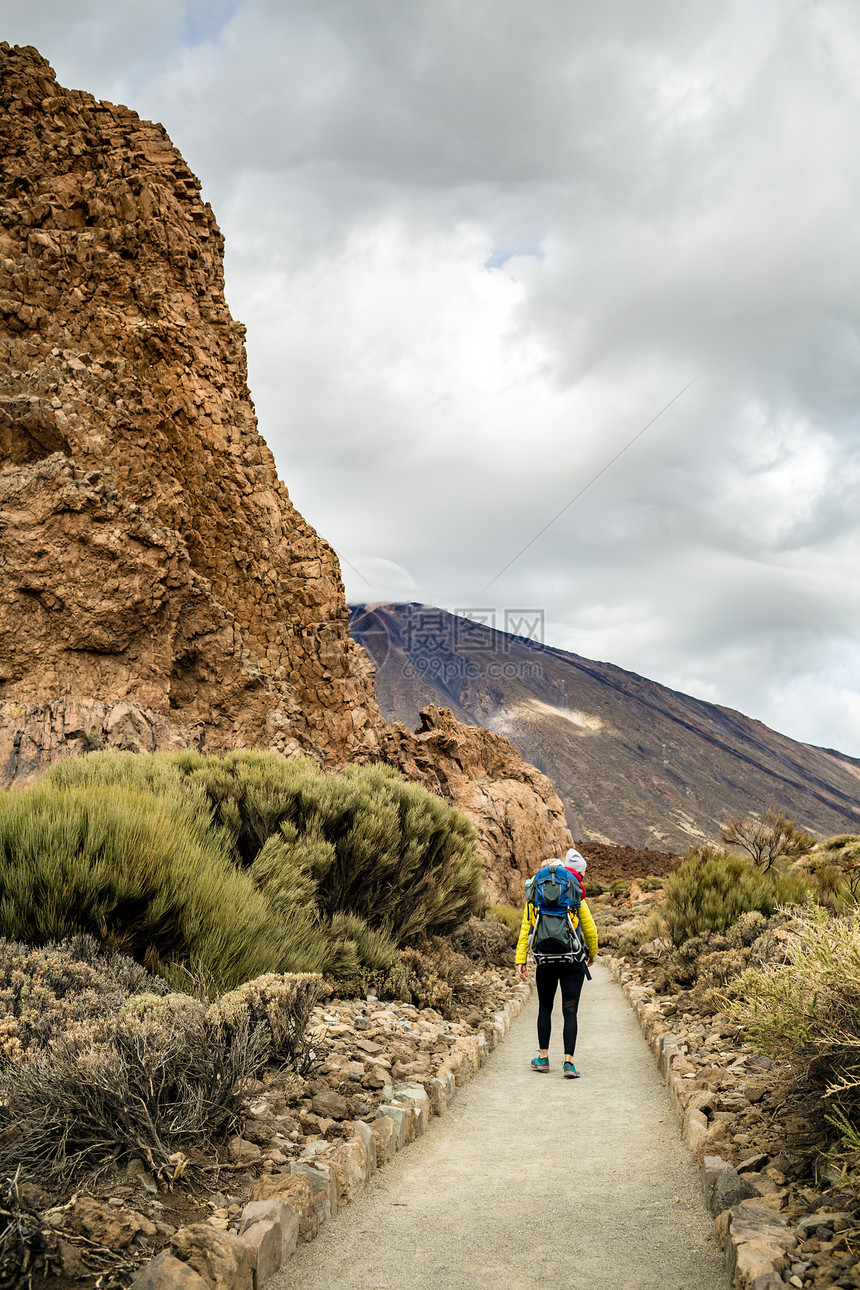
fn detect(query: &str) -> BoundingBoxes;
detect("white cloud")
[4,0,860,753]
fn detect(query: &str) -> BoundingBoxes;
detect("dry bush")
[0,1003,268,1184]
[651,908,801,1003]
[721,808,816,870]
[450,917,516,968]
[733,907,860,1113]
[400,939,488,1017]
[653,931,732,991]
[729,907,860,1177]
[0,936,166,1063]
[0,1174,74,1288]
[216,972,322,1073]
[0,952,322,1185]
[728,909,769,947]
[616,913,659,957]
[794,835,860,909]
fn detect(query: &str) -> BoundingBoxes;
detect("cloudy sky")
[4,0,860,754]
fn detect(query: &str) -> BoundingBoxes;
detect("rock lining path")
[277,964,728,1289]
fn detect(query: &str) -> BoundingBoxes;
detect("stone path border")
[130,982,532,1290]
[610,958,795,1290]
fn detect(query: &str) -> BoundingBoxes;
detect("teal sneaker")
[563,1061,580,1079]
[531,1055,550,1072]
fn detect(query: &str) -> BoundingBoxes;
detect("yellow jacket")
[515,898,598,966]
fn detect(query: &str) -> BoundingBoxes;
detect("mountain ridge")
[349,601,860,850]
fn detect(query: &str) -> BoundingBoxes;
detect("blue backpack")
[527,860,588,964]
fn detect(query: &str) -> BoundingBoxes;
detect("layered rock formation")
[0,42,379,767]
[0,45,571,895]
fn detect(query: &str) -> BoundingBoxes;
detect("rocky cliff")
[380,706,571,903]
[0,45,570,902]
[0,42,380,768]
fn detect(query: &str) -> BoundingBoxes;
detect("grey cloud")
[3,0,860,752]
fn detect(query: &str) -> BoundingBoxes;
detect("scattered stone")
[227,1137,262,1165]
[310,1089,350,1121]
[354,1039,383,1055]
[66,1196,157,1249]
[708,1170,761,1217]
[738,1154,769,1174]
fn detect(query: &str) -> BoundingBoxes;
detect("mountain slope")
[350,602,860,850]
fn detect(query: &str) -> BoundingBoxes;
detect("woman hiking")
[516,848,598,1078]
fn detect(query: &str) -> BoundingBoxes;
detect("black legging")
[535,961,587,1055]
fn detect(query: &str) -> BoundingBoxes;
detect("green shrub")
[802,857,845,909]
[179,752,483,944]
[328,913,399,973]
[487,904,522,936]
[820,834,860,855]
[32,749,484,986]
[0,775,285,989]
[661,846,812,947]
[732,908,860,1134]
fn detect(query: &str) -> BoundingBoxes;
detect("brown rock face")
[383,706,571,904]
[0,42,379,764]
[0,45,572,901]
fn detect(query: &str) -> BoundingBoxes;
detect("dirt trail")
[277,964,727,1290]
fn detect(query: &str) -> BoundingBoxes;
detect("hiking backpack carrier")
[527,860,589,965]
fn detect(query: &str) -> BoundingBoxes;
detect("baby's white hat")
[564,847,587,875]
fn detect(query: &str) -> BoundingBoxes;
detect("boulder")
[240,1199,300,1262]
[310,1089,350,1121]
[171,1226,256,1290]
[131,1252,210,1290]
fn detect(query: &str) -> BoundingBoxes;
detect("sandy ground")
[276,963,728,1290]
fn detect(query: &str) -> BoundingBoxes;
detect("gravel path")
[276,964,728,1290]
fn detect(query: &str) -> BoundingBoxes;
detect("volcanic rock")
[0,43,381,771]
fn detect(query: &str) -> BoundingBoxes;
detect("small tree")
[720,808,815,871]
